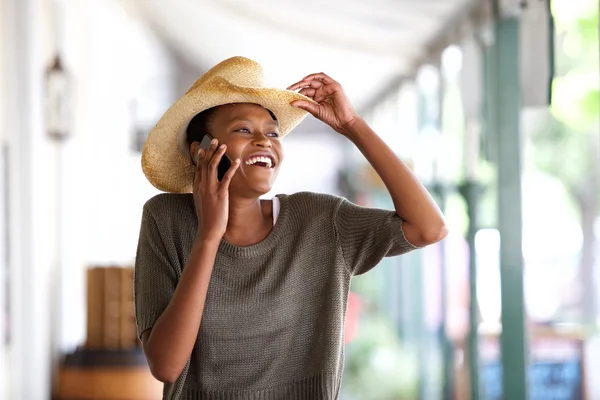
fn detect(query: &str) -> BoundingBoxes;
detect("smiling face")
[188,103,284,198]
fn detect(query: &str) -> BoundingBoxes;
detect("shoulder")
[143,193,194,220]
[279,191,345,215]
[283,191,345,206]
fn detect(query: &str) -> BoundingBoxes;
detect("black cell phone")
[197,134,232,181]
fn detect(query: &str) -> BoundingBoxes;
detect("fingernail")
[211,139,217,145]
[235,158,241,164]
[220,144,225,149]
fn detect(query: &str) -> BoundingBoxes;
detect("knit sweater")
[134,191,418,400]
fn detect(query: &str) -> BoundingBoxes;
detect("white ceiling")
[121,0,486,112]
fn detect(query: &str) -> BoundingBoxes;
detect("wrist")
[341,117,371,141]
[194,231,222,248]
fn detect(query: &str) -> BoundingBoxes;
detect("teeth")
[245,156,273,168]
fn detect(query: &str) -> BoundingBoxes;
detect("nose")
[252,132,272,148]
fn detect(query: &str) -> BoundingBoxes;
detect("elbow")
[419,221,449,246]
[402,218,449,247]
[148,361,181,384]
[142,332,184,384]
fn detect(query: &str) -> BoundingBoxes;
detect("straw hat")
[141,56,315,193]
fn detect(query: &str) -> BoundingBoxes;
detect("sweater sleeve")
[333,197,420,276]
[134,200,179,339]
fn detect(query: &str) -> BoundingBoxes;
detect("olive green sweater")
[134,191,417,400]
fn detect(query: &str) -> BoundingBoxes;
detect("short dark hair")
[185,104,279,151]
[186,106,219,151]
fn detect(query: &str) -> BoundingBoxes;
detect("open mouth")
[244,155,275,169]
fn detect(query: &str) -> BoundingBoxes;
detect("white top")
[272,197,280,226]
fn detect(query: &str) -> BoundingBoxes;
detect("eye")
[237,128,251,134]
[268,132,280,138]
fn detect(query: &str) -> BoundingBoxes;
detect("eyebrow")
[230,117,279,127]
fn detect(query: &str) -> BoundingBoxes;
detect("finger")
[195,149,205,176]
[193,149,204,189]
[195,148,205,168]
[287,80,306,91]
[314,83,341,103]
[309,80,325,89]
[291,100,320,117]
[302,80,324,90]
[219,158,241,190]
[287,77,326,91]
[204,138,219,165]
[298,87,316,98]
[302,73,336,84]
[297,85,333,103]
[201,138,218,180]
[208,144,227,182]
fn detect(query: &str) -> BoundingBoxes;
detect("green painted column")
[494,16,529,400]
[458,181,482,400]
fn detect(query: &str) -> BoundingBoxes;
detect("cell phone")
[196,134,232,182]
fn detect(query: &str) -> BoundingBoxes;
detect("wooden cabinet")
[54,267,162,399]
[56,366,162,400]
[54,348,163,400]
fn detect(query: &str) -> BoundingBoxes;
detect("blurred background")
[1,0,599,399]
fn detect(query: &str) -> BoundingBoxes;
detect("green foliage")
[551,0,599,130]
[533,0,599,207]
[531,112,593,192]
[342,314,420,400]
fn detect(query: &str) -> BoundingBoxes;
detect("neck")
[224,195,273,246]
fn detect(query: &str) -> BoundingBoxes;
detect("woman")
[135,56,447,400]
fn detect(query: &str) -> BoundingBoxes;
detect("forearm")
[344,118,447,246]
[143,237,219,383]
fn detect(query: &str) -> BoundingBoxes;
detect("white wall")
[266,132,345,198]
[0,0,8,393]
[56,0,171,352]
[0,1,177,397]
[3,0,55,398]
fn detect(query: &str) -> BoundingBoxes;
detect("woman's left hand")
[287,73,360,136]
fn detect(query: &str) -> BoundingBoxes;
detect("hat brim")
[142,76,315,193]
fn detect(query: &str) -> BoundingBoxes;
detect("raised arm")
[341,118,447,246]
[288,73,447,247]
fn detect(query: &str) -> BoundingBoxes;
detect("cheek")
[275,143,284,164]
[222,139,244,159]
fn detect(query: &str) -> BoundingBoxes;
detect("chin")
[237,166,279,197]
[229,179,274,198]
[250,183,274,197]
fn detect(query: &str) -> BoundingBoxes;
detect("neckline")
[218,194,288,258]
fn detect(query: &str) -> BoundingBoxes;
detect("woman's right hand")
[193,138,241,244]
